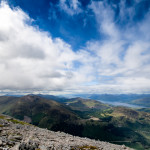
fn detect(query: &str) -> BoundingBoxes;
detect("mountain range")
[0,95,150,149]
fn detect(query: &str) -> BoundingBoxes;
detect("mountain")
[74,94,150,103]
[76,106,150,150]
[138,108,150,113]
[0,95,150,149]
[0,114,132,150]
[37,94,68,103]
[131,97,150,107]
[63,97,110,111]
[0,96,19,113]
[0,95,84,136]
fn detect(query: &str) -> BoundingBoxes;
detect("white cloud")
[0,1,150,94]
[84,0,150,94]
[90,1,120,39]
[0,1,81,92]
[59,0,82,16]
[0,1,99,94]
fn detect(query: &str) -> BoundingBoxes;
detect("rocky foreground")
[0,115,133,150]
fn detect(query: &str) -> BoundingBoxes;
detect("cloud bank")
[0,0,150,94]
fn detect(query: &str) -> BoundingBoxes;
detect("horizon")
[0,0,150,94]
[1,93,150,96]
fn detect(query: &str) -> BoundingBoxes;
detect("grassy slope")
[0,114,31,126]
[64,97,110,111]
[138,108,150,113]
[54,97,150,149]
[0,95,84,136]
[81,107,150,150]
[0,96,19,113]
[131,97,150,107]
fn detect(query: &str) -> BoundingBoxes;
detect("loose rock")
[0,116,133,150]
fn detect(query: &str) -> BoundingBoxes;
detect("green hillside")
[0,96,19,113]
[131,97,150,107]
[0,95,84,136]
[64,97,110,111]
[80,107,150,149]
[138,108,150,113]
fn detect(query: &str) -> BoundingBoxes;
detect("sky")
[0,0,150,95]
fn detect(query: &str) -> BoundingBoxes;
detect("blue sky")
[0,0,150,94]
[6,0,150,50]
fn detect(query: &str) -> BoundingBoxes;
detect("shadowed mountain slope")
[0,95,82,135]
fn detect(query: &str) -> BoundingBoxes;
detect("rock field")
[0,115,133,150]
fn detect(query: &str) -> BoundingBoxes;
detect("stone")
[0,114,133,150]
[0,140,2,145]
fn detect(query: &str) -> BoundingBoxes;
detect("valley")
[0,95,150,149]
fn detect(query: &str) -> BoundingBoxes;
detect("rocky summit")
[0,115,133,150]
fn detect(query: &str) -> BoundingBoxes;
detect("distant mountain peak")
[21,94,41,101]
